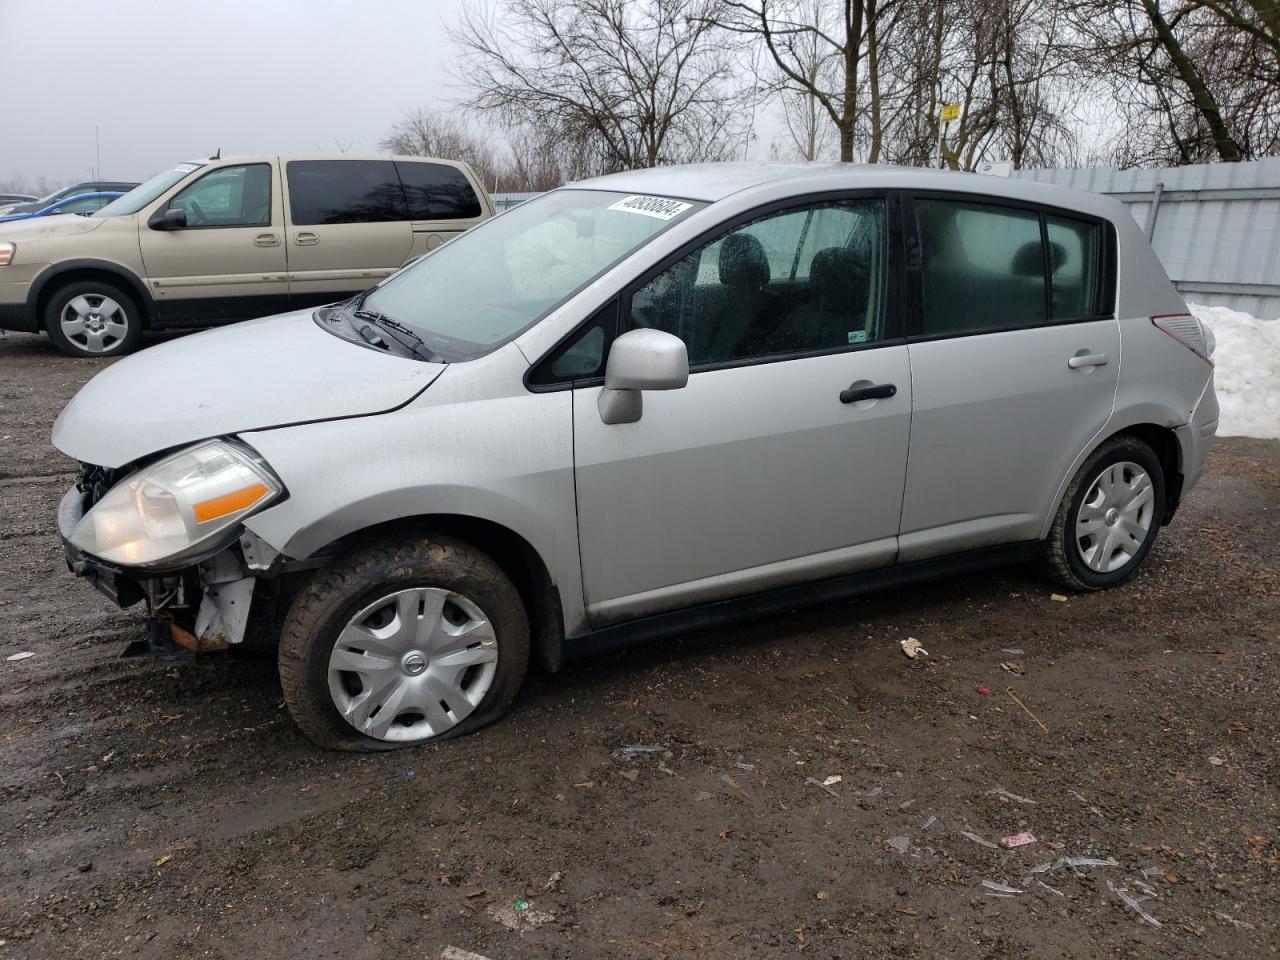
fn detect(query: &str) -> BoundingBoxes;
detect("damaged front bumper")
[58,485,277,651]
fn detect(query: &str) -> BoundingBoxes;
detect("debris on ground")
[1050,593,1069,602]
[961,830,1001,849]
[542,871,563,892]
[441,948,497,960]
[617,769,639,782]
[899,637,928,659]
[981,880,1023,897]
[822,775,842,787]
[885,836,911,854]
[489,898,555,932]
[1031,856,1118,874]
[1005,687,1050,733]
[1001,831,1037,849]
[977,685,991,696]
[805,777,840,798]
[5,652,34,662]
[999,661,1025,675]
[616,744,663,759]
[1107,879,1161,927]
[985,786,1036,805]
[1001,648,1025,655]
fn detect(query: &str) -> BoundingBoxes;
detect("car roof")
[207,153,476,168]
[569,162,1123,219]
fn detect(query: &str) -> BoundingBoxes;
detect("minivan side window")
[396,162,482,220]
[914,199,1045,336]
[167,164,272,228]
[287,160,408,225]
[631,198,887,367]
[1046,215,1101,320]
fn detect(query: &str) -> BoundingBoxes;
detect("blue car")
[0,191,124,223]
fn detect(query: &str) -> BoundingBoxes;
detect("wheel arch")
[30,260,155,329]
[1042,417,1185,539]
[305,513,566,674]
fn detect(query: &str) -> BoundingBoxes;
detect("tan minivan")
[0,154,492,357]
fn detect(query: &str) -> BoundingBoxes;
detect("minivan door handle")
[253,233,280,247]
[1068,352,1109,369]
[840,382,897,404]
[294,232,319,246]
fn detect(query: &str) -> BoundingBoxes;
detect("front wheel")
[1042,436,1166,591]
[44,280,143,357]
[278,535,530,751]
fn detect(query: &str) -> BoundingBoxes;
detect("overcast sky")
[0,0,473,188]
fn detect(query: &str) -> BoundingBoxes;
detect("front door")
[571,196,912,626]
[138,161,289,325]
[898,194,1121,560]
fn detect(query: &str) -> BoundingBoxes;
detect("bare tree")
[452,0,751,171]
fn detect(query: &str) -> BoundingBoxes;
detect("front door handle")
[840,382,897,404]
[253,233,279,247]
[294,232,319,246]
[1068,352,1109,369]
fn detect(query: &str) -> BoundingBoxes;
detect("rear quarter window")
[286,160,408,225]
[395,162,483,220]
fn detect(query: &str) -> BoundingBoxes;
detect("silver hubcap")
[1075,461,1155,573]
[327,587,499,743]
[60,294,129,353]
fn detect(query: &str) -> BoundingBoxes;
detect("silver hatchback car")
[53,163,1219,750]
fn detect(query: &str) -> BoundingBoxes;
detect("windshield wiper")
[351,308,439,362]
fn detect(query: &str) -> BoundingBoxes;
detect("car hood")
[0,213,106,239]
[52,310,445,468]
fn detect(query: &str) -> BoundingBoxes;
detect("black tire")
[278,535,530,752]
[43,280,143,358]
[1042,435,1166,591]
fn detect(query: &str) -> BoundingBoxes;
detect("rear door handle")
[840,382,897,404]
[1068,352,1109,369]
[294,232,319,246]
[253,233,279,247]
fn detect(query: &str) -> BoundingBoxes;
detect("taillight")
[1152,314,1214,365]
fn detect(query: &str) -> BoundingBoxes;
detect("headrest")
[1011,240,1070,276]
[809,246,864,294]
[719,232,770,288]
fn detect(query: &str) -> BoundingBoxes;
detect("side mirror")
[598,328,689,425]
[149,207,187,230]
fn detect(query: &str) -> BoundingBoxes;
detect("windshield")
[95,162,206,217]
[360,189,703,360]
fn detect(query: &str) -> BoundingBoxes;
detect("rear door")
[898,193,1120,560]
[283,159,414,309]
[138,161,289,325]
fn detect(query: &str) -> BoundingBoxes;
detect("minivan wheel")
[1042,436,1166,591]
[44,280,143,357]
[278,536,530,751]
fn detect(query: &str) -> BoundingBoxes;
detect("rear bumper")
[1176,373,1219,496]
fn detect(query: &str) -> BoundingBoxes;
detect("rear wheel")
[1042,436,1166,591]
[278,535,530,751]
[44,280,142,357]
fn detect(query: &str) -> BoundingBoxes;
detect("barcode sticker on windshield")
[608,195,693,221]
[175,163,200,173]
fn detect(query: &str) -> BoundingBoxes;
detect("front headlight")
[70,440,284,568]
[0,241,14,266]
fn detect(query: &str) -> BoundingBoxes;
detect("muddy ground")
[0,329,1276,960]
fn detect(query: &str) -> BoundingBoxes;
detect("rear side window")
[915,199,1045,336]
[1046,215,1101,320]
[395,162,482,220]
[287,160,408,225]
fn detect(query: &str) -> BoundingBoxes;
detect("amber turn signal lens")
[193,483,269,523]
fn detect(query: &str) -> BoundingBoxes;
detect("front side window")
[358,190,702,361]
[287,160,407,225]
[167,164,272,228]
[915,199,1045,336]
[631,198,887,367]
[396,162,482,220]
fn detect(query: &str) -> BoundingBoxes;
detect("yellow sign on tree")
[940,103,960,123]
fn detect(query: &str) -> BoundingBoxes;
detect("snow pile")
[1188,303,1280,440]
